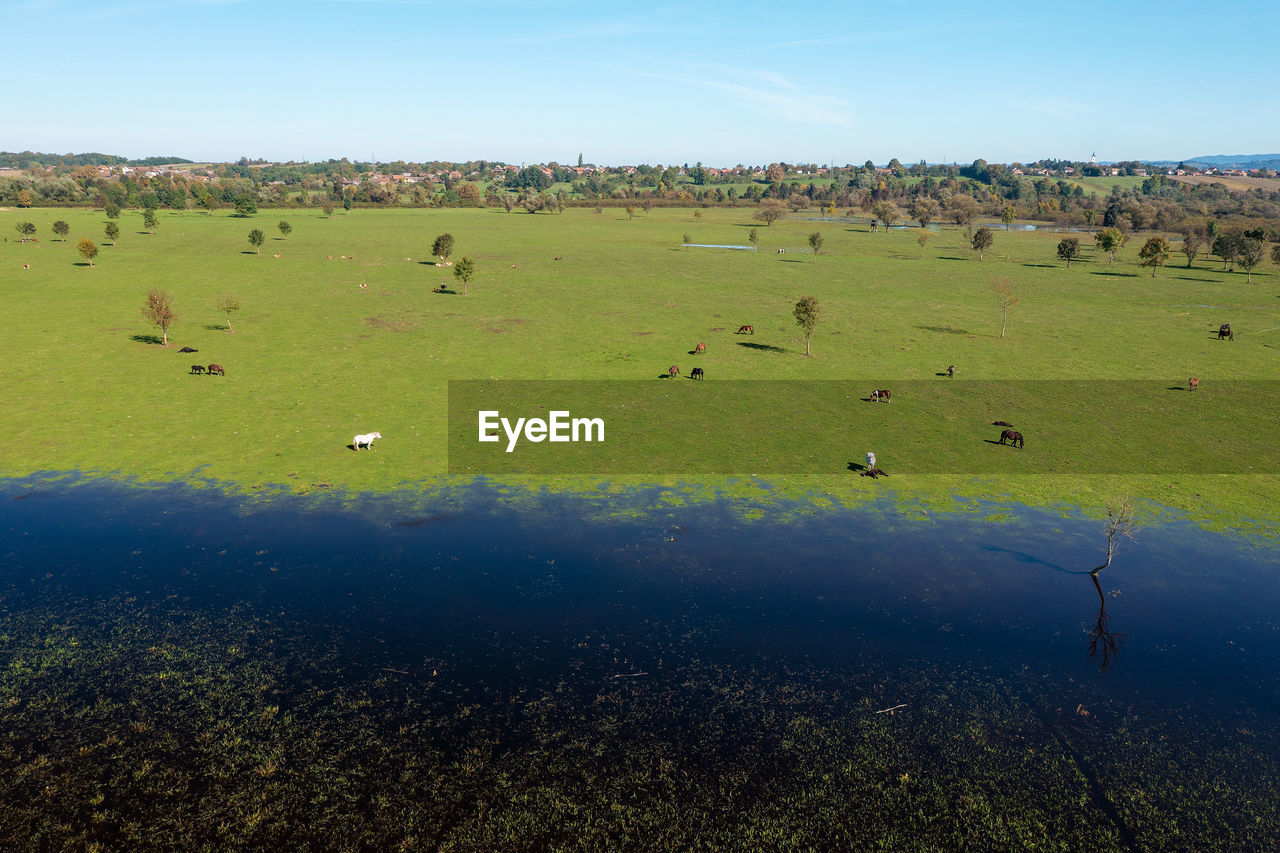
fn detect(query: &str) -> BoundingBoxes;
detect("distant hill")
[0,151,194,169]
[1184,154,1280,169]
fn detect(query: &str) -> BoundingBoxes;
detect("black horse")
[690,367,704,380]
[999,429,1024,448]
[190,364,205,375]
[1218,324,1233,340]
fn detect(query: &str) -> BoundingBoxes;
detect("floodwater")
[2,476,1278,849]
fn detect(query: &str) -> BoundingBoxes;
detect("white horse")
[353,431,382,450]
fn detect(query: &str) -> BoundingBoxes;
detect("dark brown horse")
[1218,324,1233,340]
[1188,377,1199,392]
[999,429,1024,448]
[690,367,704,380]
[694,342,706,354]
[190,364,205,375]
[736,325,754,335]
[668,365,680,378]
[869,389,891,403]
[207,364,225,377]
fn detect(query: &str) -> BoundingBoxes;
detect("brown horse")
[1218,324,1233,341]
[869,389,891,403]
[690,367,704,380]
[736,325,754,335]
[999,429,1024,448]
[668,365,680,378]
[207,364,225,377]
[694,342,706,354]
[190,364,205,375]
[1188,377,1199,392]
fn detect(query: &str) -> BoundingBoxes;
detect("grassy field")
[3,205,1278,527]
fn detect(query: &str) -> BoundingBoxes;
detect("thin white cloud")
[638,66,854,129]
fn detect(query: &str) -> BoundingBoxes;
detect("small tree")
[1094,227,1125,263]
[77,238,99,266]
[105,221,120,245]
[872,201,899,230]
[52,220,70,241]
[215,294,242,333]
[278,220,292,240]
[1237,237,1265,283]
[693,210,702,223]
[321,200,336,218]
[1093,496,1138,575]
[625,205,635,221]
[142,289,177,346]
[248,229,265,253]
[15,221,36,241]
[916,232,930,257]
[234,195,258,217]
[1212,232,1240,271]
[808,231,824,260]
[748,227,759,251]
[198,195,217,216]
[17,189,34,208]
[1056,237,1080,268]
[432,233,454,261]
[1180,230,1203,268]
[1137,236,1170,277]
[104,201,121,219]
[453,256,476,294]
[1001,206,1016,230]
[142,208,158,234]
[793,295,821,356]
[1271,244,1280,268]
[992,277,1019,338]
[908,196,937,228]
[971,226,994,261]
[753,199,786,226]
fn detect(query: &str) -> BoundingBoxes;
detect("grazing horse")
[1218,324,1233,341]
[353,431,382,450]
[190,364,205,375]
[999,429,1024,448]
[736,325,754,335]
[694,342,706,354]
[869,389,891,403]
[1188,377,1199,392]
[690,367,704,380]
[179,346,198,353]
[206,364,225,376]
[668,365,680,378]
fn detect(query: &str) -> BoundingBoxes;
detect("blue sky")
[4,0,1278,166]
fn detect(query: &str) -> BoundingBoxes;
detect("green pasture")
[2,205,1278,527]
[1067,175,1151,196]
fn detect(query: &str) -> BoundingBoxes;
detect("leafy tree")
[248,228,265,253]
[15,221,36,241]
[1272,244,1280,267]
[199,195,218,215]
[947,196,979,237]
[1056,237,1080,268]
[1212,232,1241,271]
[908,196,937,228]
[142,289,177,346]
[104,201,121,219]
[808,231,824,260]
[916,232,930,257]
[625,205,635,221]
[793,295,821,356]
[278,220,292,240]
[753,199,786,226]
[322,200,336,218]
[1205,219,1221,256]
[748,228,759,250]
[52,220,70,241]
[453,256,476,295]
[992,277,1019,338]
[970,227,994,261]
[215,294,242,333]
[1094,228,1125,263]
[77,238,99,266]
[17,189,34,207]
[1180,230,1203,267]
[766,163,785,183]
[233,195,258,217]
[693,210,702,223]
[457,182,482,206]
[1237,237,1264,283]
[872,201,899,230]
[142,208,158,234]
[432,233,455,261]
[342,195,353,212]
[1137,236,1170,277]
[105,221,119,245]
[1001,207,1016,230]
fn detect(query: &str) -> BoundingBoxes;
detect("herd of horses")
[189,364,224,376]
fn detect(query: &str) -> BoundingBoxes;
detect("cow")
[694,342,706,355]
[668,365,680,378]
[869,389,891,403]
[999,429,1024,448]
[1218,324,1233,341]
[206,364,225,376]
[179,346,198,353]
[353,431,382,450]
[736,325,754,335]
[1188,377,1199,392]
[190,365,205,375]
[690,367,704,380]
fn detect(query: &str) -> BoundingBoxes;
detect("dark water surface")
[2,476,1278,850]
